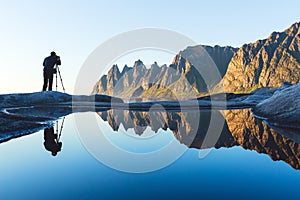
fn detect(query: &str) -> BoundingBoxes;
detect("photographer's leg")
[48,73,54,91]
[42,71,48,91]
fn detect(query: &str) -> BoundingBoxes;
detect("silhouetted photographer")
[43,126,62,156]
[42,51,61,91]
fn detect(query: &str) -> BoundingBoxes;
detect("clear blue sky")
[0,0,299,94]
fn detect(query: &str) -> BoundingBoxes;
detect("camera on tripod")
[56,56,61,65]
[53,56,61,74]
[54,55,65,93]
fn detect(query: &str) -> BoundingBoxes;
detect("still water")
[0,109,300,199]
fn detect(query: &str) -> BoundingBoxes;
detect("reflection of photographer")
[43,126,62,156]
[42,51,61,91]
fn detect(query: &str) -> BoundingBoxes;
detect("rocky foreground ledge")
[0,91,124,142]
[0,83,297,143]
[252,83,300,128]
[0,83,292,111]
[0,91,123,108]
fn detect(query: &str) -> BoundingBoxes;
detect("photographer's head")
[51,51,56,56]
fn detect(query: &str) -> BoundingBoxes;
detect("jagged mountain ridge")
[94,22,300,96]
[93,45,237,98]
[219,22,300,92]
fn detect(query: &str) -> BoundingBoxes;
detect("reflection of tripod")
[55,64,66,93]
[56,116,65,143]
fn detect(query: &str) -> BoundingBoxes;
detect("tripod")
[56,116,65,143]
[55,64,66,93]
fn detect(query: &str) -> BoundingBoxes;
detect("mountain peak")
[151,61,159,68]
[171,54,185,65]
[220,21,300,92]
[171,54,187,71]
[133,59,144,68]
[121,64,132,75]
[108,64,120,74]
[284,21,300,36]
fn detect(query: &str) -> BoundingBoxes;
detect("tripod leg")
[57,116,65,142]
[57,66,66,93]
[56,71,58,91]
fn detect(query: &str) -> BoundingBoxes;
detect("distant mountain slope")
[93,45,237,98]
[219,22,300,92]
[179,45,238,77]
[94,22,300,97]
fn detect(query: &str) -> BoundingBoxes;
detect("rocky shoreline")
[0,82,298,143]
[252,83,300,128]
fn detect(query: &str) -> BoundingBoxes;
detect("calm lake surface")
[0,109,300,200]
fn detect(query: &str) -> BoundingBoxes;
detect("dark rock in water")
[252,83,300,128]
[73,93,123,103]
[197,93,249,101]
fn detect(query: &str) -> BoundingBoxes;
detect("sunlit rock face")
[94,22,300,98]
[93,45,237,99]
[220,22,300,92]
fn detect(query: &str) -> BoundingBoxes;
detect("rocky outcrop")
[252,82,300,128]
[0,91,124,144]
[220,22,300,92]
[0,91,123,108]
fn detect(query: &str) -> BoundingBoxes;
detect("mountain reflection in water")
[0,105,299,171]
[98,109,300,170]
